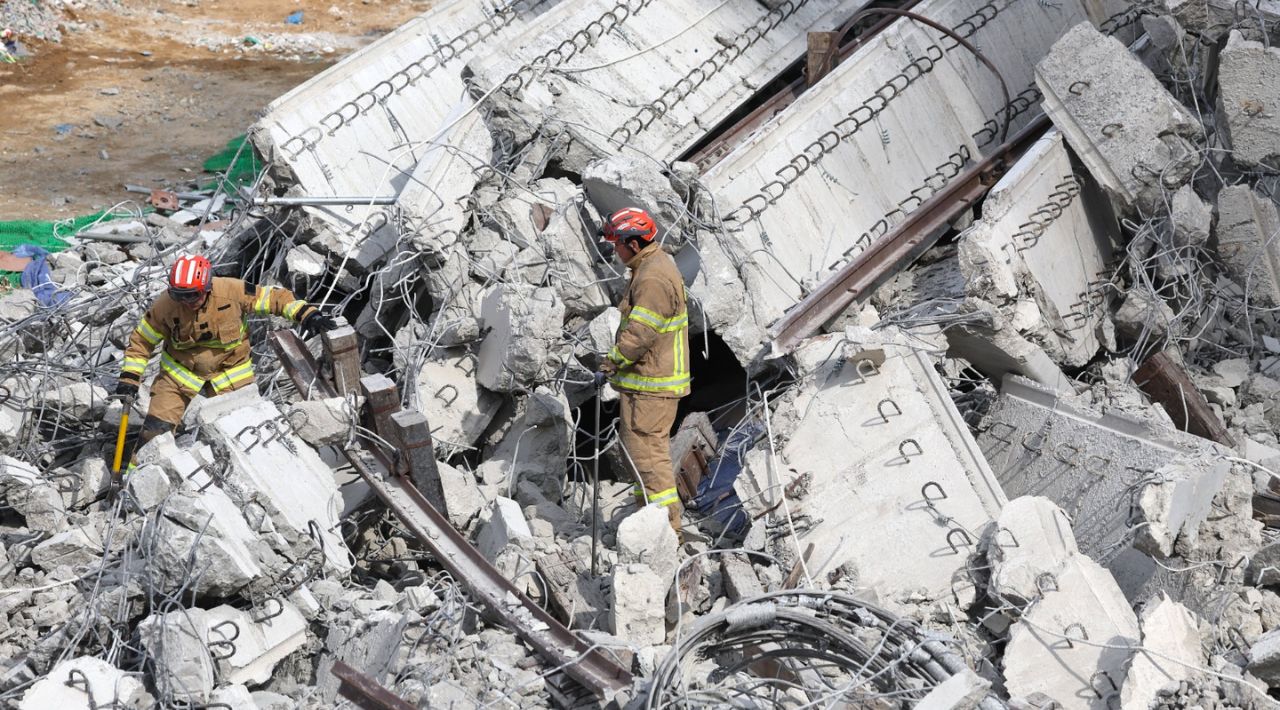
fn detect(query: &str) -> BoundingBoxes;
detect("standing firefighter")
[598,207,691,537]
[115,254,337,454]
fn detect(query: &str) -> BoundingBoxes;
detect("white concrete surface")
[19,656,149,710]
[610,563,667,646]
[1119,594,1204,709]
[686,0,1108,366]
[735,328,1005,600]
[203,601,308,686]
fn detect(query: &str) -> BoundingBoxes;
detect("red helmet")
[169,254,212,303]
[600,207,657,245]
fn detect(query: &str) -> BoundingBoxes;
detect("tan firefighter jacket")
[119,277,316,395]
[607,243,691,398]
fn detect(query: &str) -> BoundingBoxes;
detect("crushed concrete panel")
[686,0,1106,366]
[735,328,1005,601]
[1218,30,1280,169]
[977,375,1224,564]
[1035,22,1201,213]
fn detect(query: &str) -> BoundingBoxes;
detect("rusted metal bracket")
[768,114,1051,354]
[331,660,416,710]
[271,331,633,704]
[1133,351,1234,446]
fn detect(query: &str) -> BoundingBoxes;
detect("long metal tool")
[108,396,133,498]
[768,114,1051,354]
[270,331,633,704]
[591,387,602,576]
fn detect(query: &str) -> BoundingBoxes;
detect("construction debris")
[3,1,1280,707]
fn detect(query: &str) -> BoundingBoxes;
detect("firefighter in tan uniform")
[597,208,691,536]
[114,254,337,454]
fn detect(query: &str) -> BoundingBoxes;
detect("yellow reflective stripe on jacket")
[169,322,248,351]
[252,287,273,315]
[161,352,206,393]
[610,371,692,393]
[647,487,680,508]
[283,300,307,321]
[136,318,164,346]
[209,361,255,393]
[624,306,688,334]
[121,356,148,375]
[608,346,635,367]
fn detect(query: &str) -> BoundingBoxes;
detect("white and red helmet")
[168,254,212,303]
[600,207,658,246]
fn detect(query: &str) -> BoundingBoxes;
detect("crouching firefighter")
[597,207,691,538]
[114,254,338,463]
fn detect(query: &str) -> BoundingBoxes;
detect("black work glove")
[114,380,139,399]
[593,371,608,389]
[300,311,338,338]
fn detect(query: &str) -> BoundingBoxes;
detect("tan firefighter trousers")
[618,392,682,533]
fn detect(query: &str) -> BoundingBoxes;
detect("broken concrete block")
[1169,185,1212,248]
[917,668,992,710]
[1214,358,1252,389]
[1215,184,1280,306]
[285,396,351,446]
[721,554,765,603]
[1132,459,1232,559]
[610,563,666,646]
[617,505,679,588]
[203,601,307,686]
[209,685,256,710]
[1119,594,1204,709]
[196,395,352,577]
[1003,555,1139,708]
[138,609,215,705]
[19,656,150,709]
[438,461,484,529]
[987,497,1078,606]
[144,496,264,597]
[0,456,67,532]
[1248,627,1280,684]
[41,381,109,420]
[31,527,103,571]
[0,404,23,448]
[315,610,408,703]
[1114,289,1176,342]
[583,154,685,244]
[476,284,565,392]
[475,386,571,499]
[1036,22,1201,212]
[1218,31,1280,170]
[475,497,533,561]
[125,463,170,512]
[401,346,500,457]
[0,289,38,322]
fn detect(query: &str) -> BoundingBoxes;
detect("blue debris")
[54,124,74,135]
[13,245,70,307]
[689,421,762,537]
[285,11,304,25]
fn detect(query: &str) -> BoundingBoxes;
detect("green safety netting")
[0,133,262,286]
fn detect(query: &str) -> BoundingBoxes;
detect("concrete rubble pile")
[2,0,1280,708]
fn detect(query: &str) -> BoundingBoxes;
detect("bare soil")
[0,0,430,221]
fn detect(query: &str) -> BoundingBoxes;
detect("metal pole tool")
[109,396,133,498]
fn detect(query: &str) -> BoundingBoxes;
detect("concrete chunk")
[438,461,484,529]
[916,669,992,710]
[988,497,1078,606]
[583,155,685,244]
[721,554,765,603]
[402,346,500,457]
[31,527,103,571]
[1003,555,1139,709]
[1119,594,1204,709]
[138,610,215,705]
[203,601,307,686]
[1248,627,1280,684]
[475,387,571,499]
[617,505,679,588]
[477,284,566,392]
[42,381,109,420]
[1170,185,1212,248]
[1036,22,1201,212]
[19,656,150,709]
[1218,31,1280,169]
[0,455,67,532]
[286,396,351,446]
[125,463,171,512]
[610,563,666,647]
[1215,184,1280,306]
[475,497,533,561]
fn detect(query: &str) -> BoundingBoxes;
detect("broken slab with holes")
[953,129,1121,372]
[733,327,1005,602]
[685,0,1104,367]
[1035,22,1201,213]
[193,388,352,578]
[976,375,1227,580]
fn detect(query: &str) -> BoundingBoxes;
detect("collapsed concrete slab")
[1215,184,1280,307]
[1218,31,1280,170]
[251,1,561,278]
[735,328,1005,601]
[193,388,352,578]
[1035,22,1201,213]
[977,375,1225,568]
[686,0,1106,367]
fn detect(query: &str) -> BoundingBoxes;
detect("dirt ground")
[0,0,431,221]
